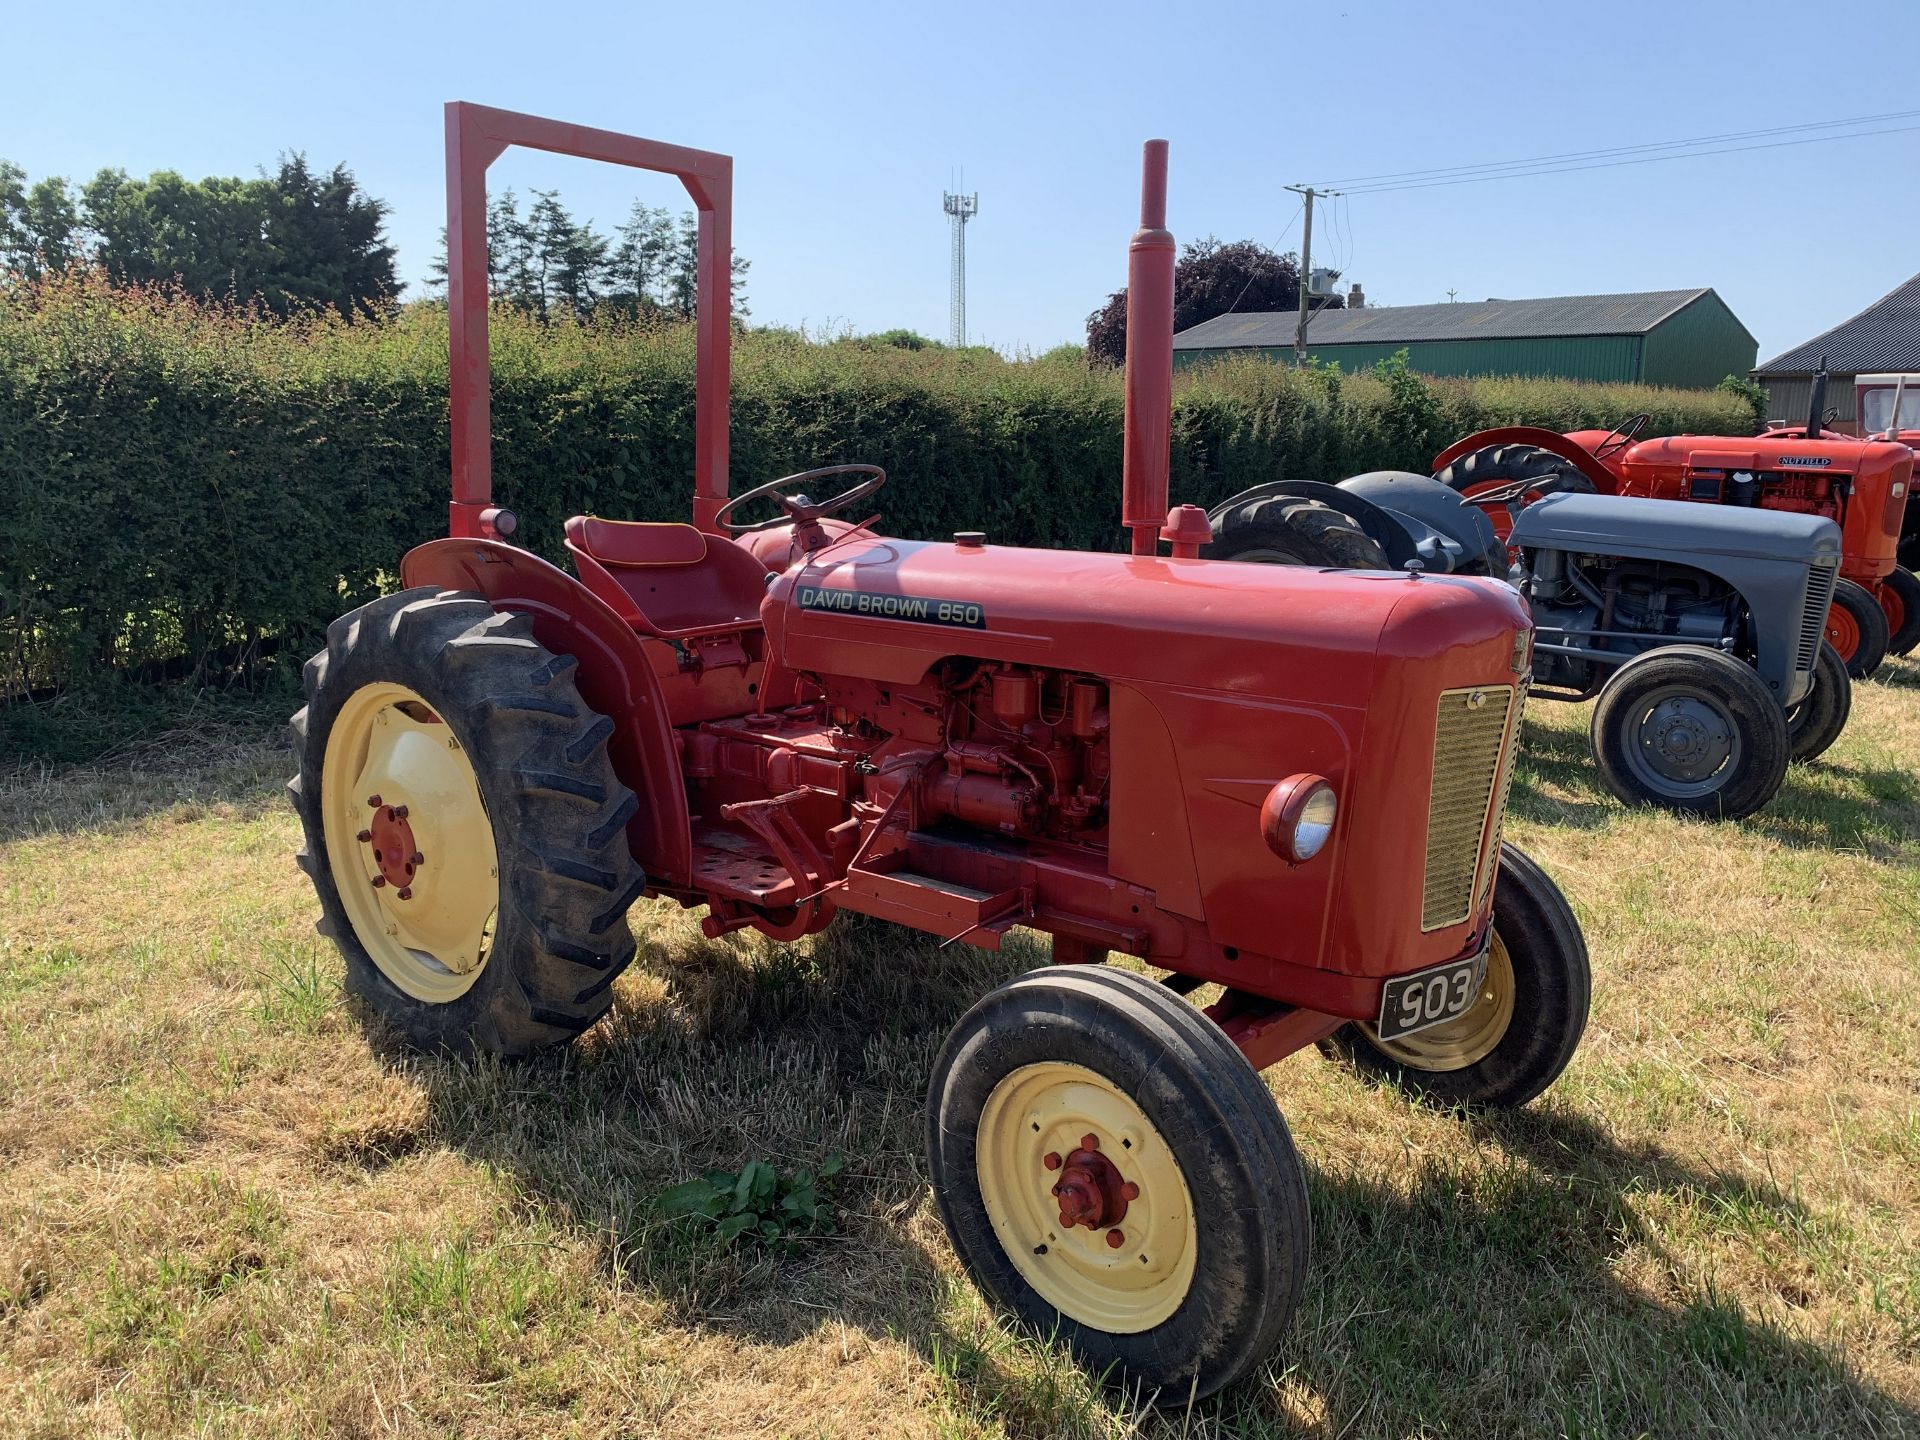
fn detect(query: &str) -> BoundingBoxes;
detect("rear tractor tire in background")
[1878,565,1920,658]
[1432,443,1598,541]
[1785,642,1852,765]
[1588,645,1789,820]
[289,588,645,1057]
[927,966,1310,1402]
[1202,493,1391,569]
[1827,578,1891,678]
[1320,843,1589,1110]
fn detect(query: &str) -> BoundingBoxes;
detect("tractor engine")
[826,660,1113,843]
[1519,549,1745,696]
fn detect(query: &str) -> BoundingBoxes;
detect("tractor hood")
[766,532,1530,702]
[1510,492,1841,565]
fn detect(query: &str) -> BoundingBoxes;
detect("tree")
[2,153,398,314]
[0,164,80,279]
[1084,237,1319,366]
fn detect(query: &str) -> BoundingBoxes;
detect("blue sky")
[6,0,1916,363]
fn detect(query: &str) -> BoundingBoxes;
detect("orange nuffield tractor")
[290,104,1590,1399]
[1433,382,1918,678]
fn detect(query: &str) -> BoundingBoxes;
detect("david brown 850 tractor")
[1432,380,1917,678]
[1204,473,1847,820]
[290,104,1590,1399]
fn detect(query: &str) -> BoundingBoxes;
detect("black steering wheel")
[713,464,888,534]
[1594,412,1650,458]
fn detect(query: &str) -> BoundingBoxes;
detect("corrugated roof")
[1172,288,1719,351]
[1755,272,1920,376]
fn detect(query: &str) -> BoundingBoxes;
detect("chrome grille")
[1422,685,1516,932]
[1797,563,1839,674]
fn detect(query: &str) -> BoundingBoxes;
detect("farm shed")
[1753,271,1920,430]
[1172,289,1757,387]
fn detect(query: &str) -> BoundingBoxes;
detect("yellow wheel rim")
[321,682,500,1004]
[1363,932,1516,1072]
[975,1062,1197,1334]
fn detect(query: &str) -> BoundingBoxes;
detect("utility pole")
[943,188,979,347]
[1284,184,1335,366]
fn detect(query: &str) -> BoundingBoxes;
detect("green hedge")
[0,272,1757,711]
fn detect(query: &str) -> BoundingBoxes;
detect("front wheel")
[927,966,1308,1401]
[290,589,645,1057]
[1588,645,1789,820]
[1321,844,1589,1109]
[1827,578,1890,678]
[1786,641,1852,764]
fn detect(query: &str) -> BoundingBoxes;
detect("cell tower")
[942,188,979,347]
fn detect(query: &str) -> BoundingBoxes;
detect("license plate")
[1376,949,1488,1042]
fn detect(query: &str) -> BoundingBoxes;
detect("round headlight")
[1260,774,1339,864]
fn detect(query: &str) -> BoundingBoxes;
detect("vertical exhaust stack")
[1807,354,1829,438]
[1122,140,1175,556]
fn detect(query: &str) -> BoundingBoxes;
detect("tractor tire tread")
[289,586,643,1059]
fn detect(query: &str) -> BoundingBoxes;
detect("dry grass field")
[2,660,1916,1439]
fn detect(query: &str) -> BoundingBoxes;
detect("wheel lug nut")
[393,805,409,820]
[1120,1182,1140,1201]
[367,794,382,808]
[371,876,387,888]
[411,852,425,866]
[1050,1185,1062,1196]
[1042,1153,1062,1170]
[397,887,412,901]
[1080,1133,1099,1152]
[356,830,372,843]
[1106,1229,1125,1249]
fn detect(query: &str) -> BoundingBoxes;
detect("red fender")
[400,537,693,887]
[1431,426,1621,495]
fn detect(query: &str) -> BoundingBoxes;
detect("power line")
[1331,122,1920,196]
[1311,108,1920,191]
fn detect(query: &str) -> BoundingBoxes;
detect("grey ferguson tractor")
[1205,473,1848,820]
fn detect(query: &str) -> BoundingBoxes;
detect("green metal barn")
[1172,289,1757,387]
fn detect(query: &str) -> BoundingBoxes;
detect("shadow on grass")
[374,917,1917,1439]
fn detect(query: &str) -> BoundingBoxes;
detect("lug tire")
[1879,566,1920,657]
[1320,844,1588,1109]
[1589,645,1788,820]
[1786,641,1852,764]
[927,966,1309,1402]
[290,588,644,1057]
[1202,494,1391,569]
[1433,444,1597,542]
[1828,578,1890,678]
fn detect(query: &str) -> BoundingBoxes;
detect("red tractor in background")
[288,104,1591,1400]
[1765,371,1920,573]
[1433,375,1918,678]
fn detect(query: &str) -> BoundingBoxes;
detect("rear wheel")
[1589,646,1789,820]
[290,589,644,1057]
[1203,493,1390,569]
[1433,443,1598,544]
[1878,565,1920,657]
[927,966,1308,1401]
[1321,844,1588,1109]
[1786,642,1852,763]
[1827,579,1890,678]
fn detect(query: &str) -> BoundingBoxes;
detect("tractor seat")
[562,516,772,640]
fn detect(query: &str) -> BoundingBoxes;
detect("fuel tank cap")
[954,531,987,549]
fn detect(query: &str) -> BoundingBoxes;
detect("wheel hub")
[1641,695,1732,782]
[1048,1132,1138,1233]
[363,798,423,895]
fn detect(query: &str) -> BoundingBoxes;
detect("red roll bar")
[443,101,734,539]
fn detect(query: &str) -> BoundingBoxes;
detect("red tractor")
[1433,381,1918,678]
[290,104,1591,1400]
